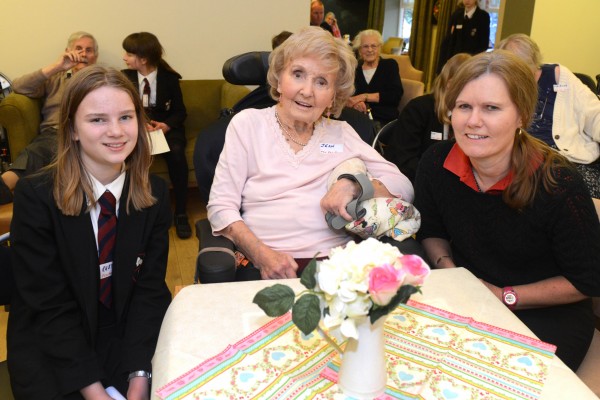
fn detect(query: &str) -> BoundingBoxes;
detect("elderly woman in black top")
[414,50,600,371]
[346,30,403,132]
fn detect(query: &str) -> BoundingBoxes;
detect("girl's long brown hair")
[53,65,156,215]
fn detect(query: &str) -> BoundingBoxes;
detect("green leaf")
[291,293,322,335]
[370,285,420,324]
[300,253,319,290]
[252,284,296,317]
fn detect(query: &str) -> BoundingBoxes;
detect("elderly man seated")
[0,31,98,204]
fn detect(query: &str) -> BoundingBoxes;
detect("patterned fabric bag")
[326,158,420,242]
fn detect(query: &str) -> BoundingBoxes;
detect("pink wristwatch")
[502,286,518,310]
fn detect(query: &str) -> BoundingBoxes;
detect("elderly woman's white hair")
[267,26,357,117]
[352,29,383,54]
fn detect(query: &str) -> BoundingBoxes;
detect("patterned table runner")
[156,301,556,399]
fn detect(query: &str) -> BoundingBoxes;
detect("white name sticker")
[100,261,113,280]
[553,84,568,92]
[430,131,443,141]
[320,143,344,153]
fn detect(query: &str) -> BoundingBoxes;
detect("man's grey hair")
[66,31,98,54]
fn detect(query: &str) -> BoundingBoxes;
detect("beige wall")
[1,0,308,81]
[531,0,600,79]
[2,1,598,83]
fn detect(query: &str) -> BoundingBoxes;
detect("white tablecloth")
[151,267,598,399]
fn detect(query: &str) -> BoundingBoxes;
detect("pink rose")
[397,254,430,286]
[369,264,405,306]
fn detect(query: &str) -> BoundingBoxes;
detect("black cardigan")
[385,93,447,182]
[354,57,403,125]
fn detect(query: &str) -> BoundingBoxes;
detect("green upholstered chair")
[0,80,250,188]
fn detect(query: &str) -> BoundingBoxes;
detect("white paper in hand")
[148,129,170,155]
[105,386,126,400]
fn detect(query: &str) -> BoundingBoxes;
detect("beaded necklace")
[275,110,312,147]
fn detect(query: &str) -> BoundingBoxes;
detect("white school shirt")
[137,69,157,106]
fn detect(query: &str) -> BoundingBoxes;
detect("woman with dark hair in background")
[122,32,191,239]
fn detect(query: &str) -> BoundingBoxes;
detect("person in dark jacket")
[437,0,489,73]
[122,32,191,239]
[386,53,471,181]
[8,65,171,399]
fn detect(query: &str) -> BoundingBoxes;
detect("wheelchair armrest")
[194,219,236,283]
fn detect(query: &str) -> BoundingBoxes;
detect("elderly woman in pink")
[207,27,412,280]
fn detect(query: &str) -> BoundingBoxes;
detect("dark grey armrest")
[194,219,236,283]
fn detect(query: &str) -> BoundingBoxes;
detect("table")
[151,268,598,399]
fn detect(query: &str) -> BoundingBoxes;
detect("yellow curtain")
[409,0,460,88]
[432,0,460,77]
[367,0,386,31]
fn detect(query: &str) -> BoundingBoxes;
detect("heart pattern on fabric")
[504,352,546,377]
[398,371,414,381]
[240,372,254,383]
[517,356,533,366]
[432,328,446,336]
[443,388,459,399]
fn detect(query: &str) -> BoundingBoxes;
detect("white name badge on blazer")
[320,143,344,153]
[431,131,443,141]
[553,84,568,92]
[100,261,113,279]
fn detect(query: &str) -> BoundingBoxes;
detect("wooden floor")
[0,189,206,362]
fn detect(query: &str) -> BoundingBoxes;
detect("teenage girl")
[122,32,191,239]
[8,65,171,399]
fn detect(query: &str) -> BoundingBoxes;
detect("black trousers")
[10,130,57,177]
[162,129,188,214]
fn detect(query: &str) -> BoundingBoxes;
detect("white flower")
[311,238,428,340]
[340,318,359,339]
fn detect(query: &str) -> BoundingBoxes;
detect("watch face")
[504,292,517,305]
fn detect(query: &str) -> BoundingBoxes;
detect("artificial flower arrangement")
[253,238,430,340]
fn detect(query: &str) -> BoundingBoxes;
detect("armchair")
[0,94,41,164]
[398,78,425,114]
[380,54,424,82]
[0,94,38,233]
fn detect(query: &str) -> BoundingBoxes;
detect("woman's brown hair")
[443,50,573,209]
[53,65,156,215]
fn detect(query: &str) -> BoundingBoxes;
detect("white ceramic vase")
[338,316,387,399]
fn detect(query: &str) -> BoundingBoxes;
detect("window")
[398,0,415,49]
[481,0,501,48]
[384,0,502,52]
[382,0,415,53]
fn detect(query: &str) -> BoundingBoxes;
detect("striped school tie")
[98,190,117,308]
